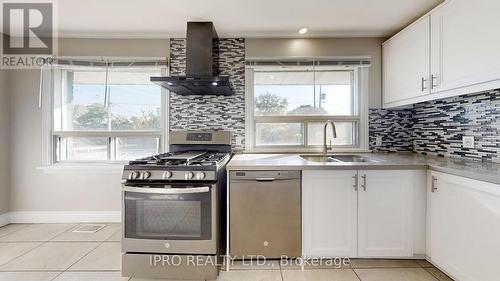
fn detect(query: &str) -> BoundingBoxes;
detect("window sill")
[36,163,124,175]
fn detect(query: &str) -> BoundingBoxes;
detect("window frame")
[41,58,169,166]
[245,64,369,153]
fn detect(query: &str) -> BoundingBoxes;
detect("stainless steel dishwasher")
[229,170,301,259]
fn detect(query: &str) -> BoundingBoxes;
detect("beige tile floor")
[0,224,454,281]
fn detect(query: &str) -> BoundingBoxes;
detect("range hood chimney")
[151,22,234,96]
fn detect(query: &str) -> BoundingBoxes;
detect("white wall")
[0,70,10,216]
[8,38,169,220]
[246,38,385,108]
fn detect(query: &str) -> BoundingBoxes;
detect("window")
[52,63,166,163]
[246,62,368,151]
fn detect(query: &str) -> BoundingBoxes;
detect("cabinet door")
[428,171,500,281]
[302,170,358,258]
[357,170,413,257]
[383,15,430,107]
[430,0,500,94]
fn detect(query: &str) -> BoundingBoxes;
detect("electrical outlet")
[375,136,383,146]
[235,136,244,147]
[463,136,475,149]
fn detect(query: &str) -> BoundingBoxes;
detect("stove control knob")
[185,171,194,180]
[141,171,151,180]
[128,171,140,180]
[196,172,206,180]
[162,171,173,179]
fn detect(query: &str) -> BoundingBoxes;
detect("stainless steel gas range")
[121,130,231,280]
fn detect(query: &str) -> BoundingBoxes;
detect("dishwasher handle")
[255,177,276,182]
[232,178,298,182]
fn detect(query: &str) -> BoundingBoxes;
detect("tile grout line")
[352,264,444,281]
[47,223,82,242]
[0,223,121,279]
[59,238,109,272]
[0,243,46,269]
[47,224,118,275]
[60,225,122,273]
[0,224,87,273]
[350,265,363,281]
[49,271,65,281]
[0,224,33,240]
[279,263,285,281]
[0,234,54,271]
[423,267,447,281]
[59,225,122,279]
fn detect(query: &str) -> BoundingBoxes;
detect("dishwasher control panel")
[231,170,300,180]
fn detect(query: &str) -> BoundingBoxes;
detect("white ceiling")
[57,0,443,39]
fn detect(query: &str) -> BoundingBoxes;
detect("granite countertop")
[227,152,500,185]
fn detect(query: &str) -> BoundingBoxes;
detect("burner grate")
[128,151,230,167]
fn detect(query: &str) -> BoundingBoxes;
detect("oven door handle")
[122,186,210,194]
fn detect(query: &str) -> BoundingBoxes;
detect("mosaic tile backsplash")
[369,88,500,161]
[168,38,246,146]
[369,109,414,152]
[413,89,500,161]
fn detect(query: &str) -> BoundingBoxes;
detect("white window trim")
[38,57,169,173]
[245,65,369,153]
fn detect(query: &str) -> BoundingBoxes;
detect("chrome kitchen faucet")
[322,120,337,154]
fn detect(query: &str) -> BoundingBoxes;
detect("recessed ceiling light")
[298,27,308,34]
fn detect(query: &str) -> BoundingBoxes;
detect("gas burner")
[123,131,232,182]
[129,151,229,168]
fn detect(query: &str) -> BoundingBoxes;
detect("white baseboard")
[0,213,10,227]
[8,211,121,223]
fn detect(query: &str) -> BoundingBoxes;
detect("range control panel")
[186,133,213,142]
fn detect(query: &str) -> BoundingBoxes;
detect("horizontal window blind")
[50,58,168,69]
[246,58,371,68]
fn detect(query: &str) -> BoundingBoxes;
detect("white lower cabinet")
[428,171,500,281]
[303,169,426,258]
[302,170,358,258]
[358,170,414,257]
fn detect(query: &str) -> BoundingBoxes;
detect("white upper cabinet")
[383,0,500,108]
[383,15,430,106]
[428,171,500,281]
[430,0,500,95]
[302,170,358,258]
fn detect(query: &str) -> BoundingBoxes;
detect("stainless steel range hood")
[151,22,234,96]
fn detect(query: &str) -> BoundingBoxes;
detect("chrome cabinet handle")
[421,77,427,91]
[353,174,358,191]
[431,176,438,193]
[361,175,367,191]
[431,74,438,89]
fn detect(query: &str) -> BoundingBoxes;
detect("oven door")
[122,183,218,255]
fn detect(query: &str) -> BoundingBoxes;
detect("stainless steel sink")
[330,155,375,163]
[300,155,340,162]
[300,154,380,163]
